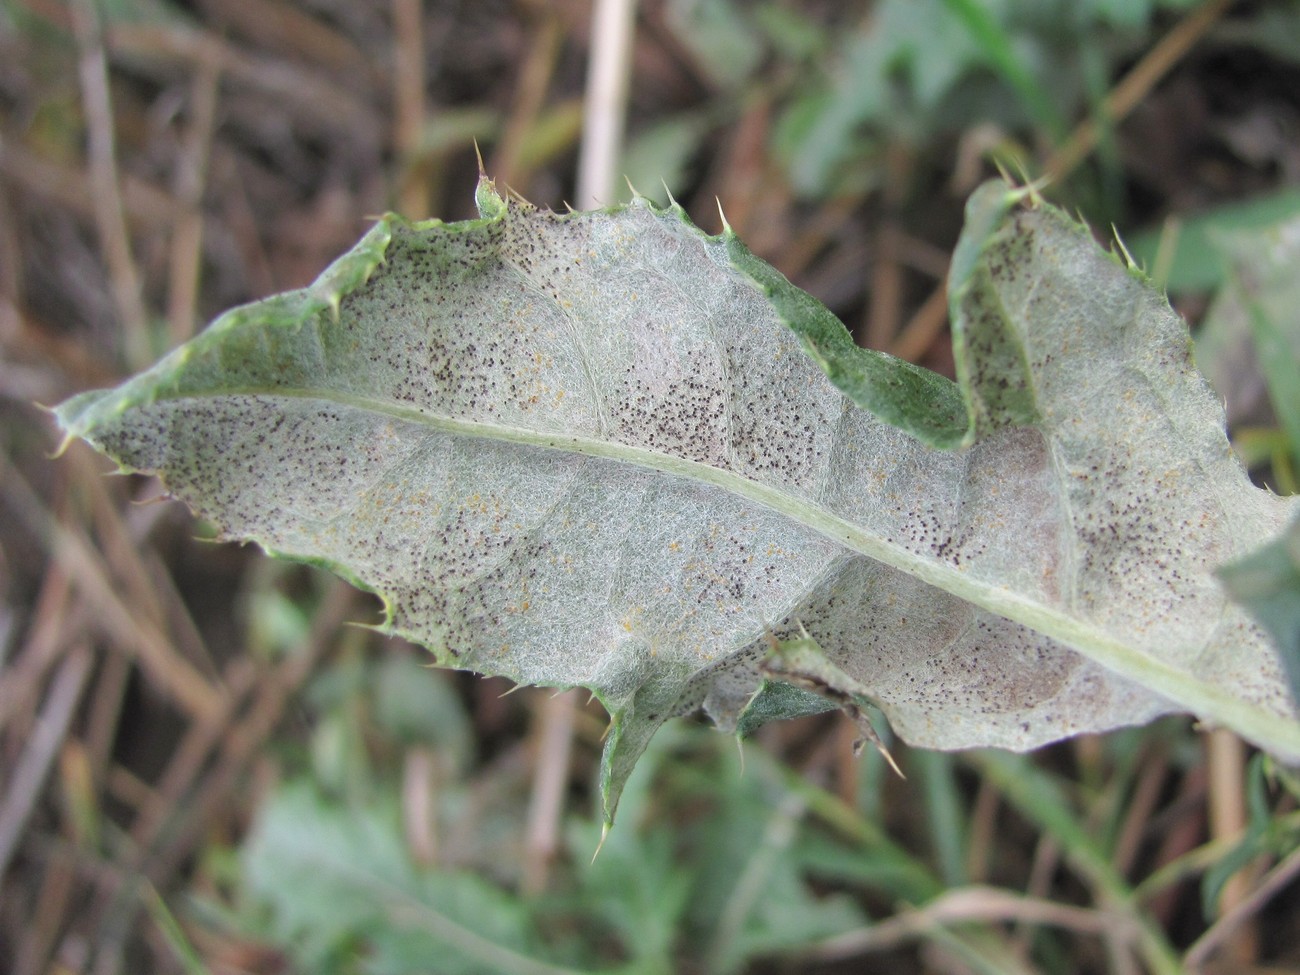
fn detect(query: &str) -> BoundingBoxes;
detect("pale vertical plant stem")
[403,746,440,867]
[575,0,638,208]
[392,0,428,218]
[70,0,151,371]
[522,689,579,894]
[1205,729,1257,959]
[521,0,639,890]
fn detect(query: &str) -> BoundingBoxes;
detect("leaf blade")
[55,179,1300,822]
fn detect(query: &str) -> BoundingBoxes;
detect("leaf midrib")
[127,382,1300,757]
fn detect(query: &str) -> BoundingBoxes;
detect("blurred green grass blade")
[939,0,1067,141]
[142,882,209,975]
[913,750,968,887]
[664,0,765,89]
[620,111,715,206]
[750,746,944,902]
[1220,512,1300,707]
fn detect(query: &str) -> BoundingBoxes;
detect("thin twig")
[806,886,1143,963]
[889,282,949,363]
[142,581,357,885]
[129,656,257,854]
[864,144,913,349]
[88,582,357,975]
[1112,742,1170,877]
[0,138,179,232]
[1184,842,1300,970]
[13,840,78,975]
[106,22,381,146]
[0,566,81,732]
[491,13,564,192]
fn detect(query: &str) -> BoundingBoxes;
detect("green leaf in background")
[663,0,765,91]
[54,178,1300,825]
[1220,513,1300,708]
[1127,187,1300,293]
[239,782,577,975]
[776,0,1157,195]
[1199,216,1300,467]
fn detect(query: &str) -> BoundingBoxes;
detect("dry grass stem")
[1045,0,1236,183]
[70,0,150,370]
[809,886,1144,962]
[522,688,581,894]
[889,282,950,364]
[392,0,429,219]
[1,457,225,721]
[1185,844,1300,971]
[0,645,92,878]
[491,13,565,192]
[166,58,222,346]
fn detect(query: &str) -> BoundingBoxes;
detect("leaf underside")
[56,179,1300,822]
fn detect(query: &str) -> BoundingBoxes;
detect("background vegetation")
[2,0,1299,972]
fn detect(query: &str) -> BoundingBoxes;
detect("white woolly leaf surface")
[56,181,1300,821]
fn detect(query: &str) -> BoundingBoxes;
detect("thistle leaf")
[56,180,1300,822]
